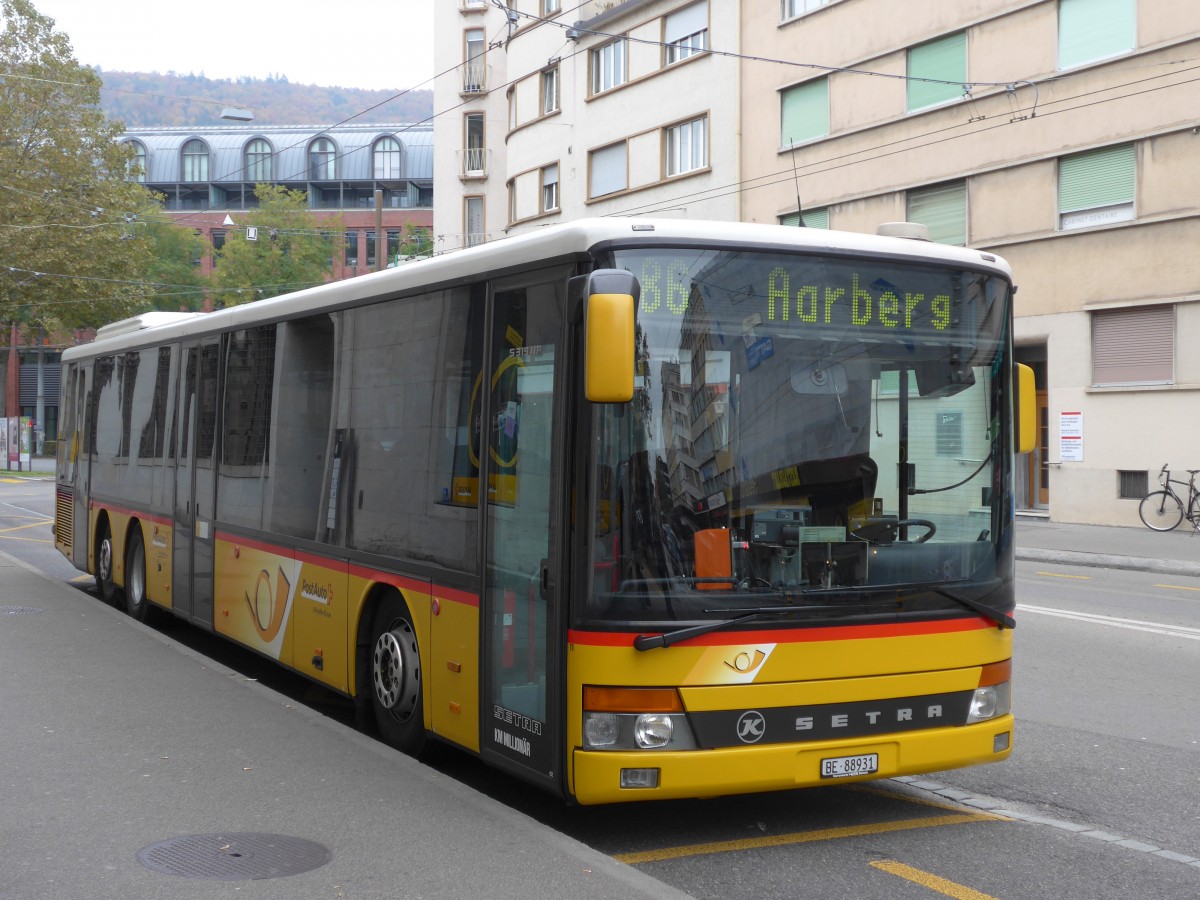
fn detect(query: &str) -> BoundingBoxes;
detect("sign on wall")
[1059,411,1083,463]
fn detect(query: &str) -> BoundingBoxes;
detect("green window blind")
[907,32,967,111]
[780,78,829,146]
[906,181,966,246]
[1059,0,1135,70]
[1058,144,1134,213]
[780,207,830,229]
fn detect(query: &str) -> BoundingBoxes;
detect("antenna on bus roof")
[789,142,805,227]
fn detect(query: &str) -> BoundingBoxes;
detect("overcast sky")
[35,0,435,91]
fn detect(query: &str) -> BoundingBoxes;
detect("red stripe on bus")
[212,530,479,608]
[89,501,171,527]
[568,617,997,647]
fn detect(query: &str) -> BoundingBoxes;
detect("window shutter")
[907,32,967,111]
[780,78,829,146]
[781,208,830,229]
[590,143,627,197]
[665,1,706,44]
[1059,0,1136,69]
[1059,144,1134,213]
[1092,305,1173,385]
[906,181,967,245]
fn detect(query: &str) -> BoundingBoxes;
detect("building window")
[1058,143,1135,230]
[1092,305,1173,386]
[779,207,829,228]
[936,412,964,456]
[464,28,486,92]
[309,138,336,180]
[780,77,828,147]
[344,230,358,267]
[541,163,559,212]
[508,180,518,224]
[181,139,209,182]
[1118,470,1147,499]
[464,113,485,176]
[591,38,627,94]
[374,136,401,179]
[781,0,831,20]
[589,142,627,198]
[1058,0,1135,70]
[665,115,708,176]
[211,230,225,268]
[907,31,967,111]
[541,66,560,115]
[665,2,707,65]
[465,196,485,247]
[541,0,560,13]
[125,140,146,182]
[245,138,272,182]
[906,180,967,245]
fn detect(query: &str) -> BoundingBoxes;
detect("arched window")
[373,136,401,179]
[309,137,336,180]
[125,140,147,182]
[245,138,272,182]
[181,139,209,182]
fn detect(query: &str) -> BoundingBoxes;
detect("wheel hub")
[372,620,419,718]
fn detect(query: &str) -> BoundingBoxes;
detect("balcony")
[457,147,490,179]
[462,62,489,95]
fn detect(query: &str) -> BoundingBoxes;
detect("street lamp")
[220,107,254,122]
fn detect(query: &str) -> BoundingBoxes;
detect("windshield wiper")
[923,587,1014,630]
[632,604,861,651]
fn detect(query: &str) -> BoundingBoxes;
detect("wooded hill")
[96,69,434,129]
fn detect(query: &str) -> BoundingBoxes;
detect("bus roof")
[63,218,1013,361]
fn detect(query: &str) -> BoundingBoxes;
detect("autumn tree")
[211,183,339,305]
[0,0,163,332]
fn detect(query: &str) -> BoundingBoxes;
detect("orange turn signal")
[978,659,1011,687]
[583,686,684,713]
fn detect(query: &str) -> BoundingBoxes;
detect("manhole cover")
[0,606,44,615]
[136,833,330,880]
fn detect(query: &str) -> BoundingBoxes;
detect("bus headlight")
[584,712,620,748]
[966,682,1011,723]
[634,714,674,749]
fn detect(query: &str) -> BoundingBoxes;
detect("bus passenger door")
[480,273,566,789]
[172,338,220,626]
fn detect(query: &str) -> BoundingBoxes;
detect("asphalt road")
[4,475,1199,898]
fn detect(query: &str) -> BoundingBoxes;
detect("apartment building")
[121,124,434,278]
[434,0,1200,525]
[433,0,740,252]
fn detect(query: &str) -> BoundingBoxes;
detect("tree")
[211,184,339,305]
[140,217,210,311]
[0,0,163,332]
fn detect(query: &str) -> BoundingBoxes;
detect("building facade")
[120,124,435,279]
[433,0,1200,526]
[433,0,740,252]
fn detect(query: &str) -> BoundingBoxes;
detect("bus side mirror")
[1015,363,1036,454]
[584,270,638,403]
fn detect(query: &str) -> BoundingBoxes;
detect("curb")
[1015,547,1200,578]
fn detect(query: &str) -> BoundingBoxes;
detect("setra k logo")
[736,710,767,744]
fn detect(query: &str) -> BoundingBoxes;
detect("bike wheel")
[1139,490,1184,531]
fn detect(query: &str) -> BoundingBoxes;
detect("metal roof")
[121,124,434,184]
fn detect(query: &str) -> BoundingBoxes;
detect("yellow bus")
[55,218,1033,804]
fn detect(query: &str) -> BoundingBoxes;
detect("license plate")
[820,753,879,779]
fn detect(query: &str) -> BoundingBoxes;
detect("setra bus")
[55,218,1034,804]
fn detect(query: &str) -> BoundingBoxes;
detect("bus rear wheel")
[124,528,154,623]
[369,594,426,756]
[95,521,124,606]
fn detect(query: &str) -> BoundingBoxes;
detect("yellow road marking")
[1,519,52,535]
[1035,571,1091,580]
[0,478,23,484]
[1155,583,1200,593]
[614,813,996,864]
[70,575,94,584]
[871,860,1000,899]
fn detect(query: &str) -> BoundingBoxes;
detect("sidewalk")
[0,549,686,900]
[1016,513,1200,577]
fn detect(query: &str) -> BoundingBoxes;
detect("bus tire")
[369,593,426,756]
[124,527,153,623]
[95,519,124,606]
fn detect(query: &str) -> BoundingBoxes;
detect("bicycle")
[1138,464,1200,532]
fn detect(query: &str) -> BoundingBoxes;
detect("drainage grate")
[1,606,44,615]
[136,833,330,881]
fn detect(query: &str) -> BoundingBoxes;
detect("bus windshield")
[584,246,1013,628]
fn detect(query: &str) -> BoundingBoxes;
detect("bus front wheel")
[369,594,427,756]
[95,520,124,606]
